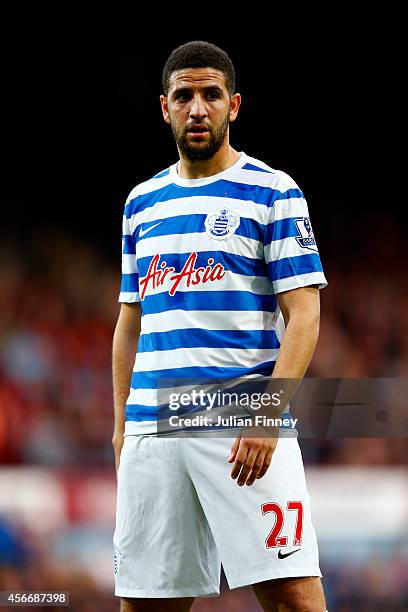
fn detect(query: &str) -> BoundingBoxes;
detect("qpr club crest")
[294,217,318,252]
[205,207,240,240]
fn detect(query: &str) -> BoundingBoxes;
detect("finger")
[246,451,267,486]
[237,448,260,486]
[256,450,273,480]
[228,436,241,463]
[230,444,249,480]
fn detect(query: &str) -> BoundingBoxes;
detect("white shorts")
[113,434,322,598]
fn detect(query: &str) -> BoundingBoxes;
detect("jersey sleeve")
[118,208,140,303]
[263,178,328,294]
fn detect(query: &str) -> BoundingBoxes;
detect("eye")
[175,91,191,102]
[206,91,220,100]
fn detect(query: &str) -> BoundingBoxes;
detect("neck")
[177,141,241,179]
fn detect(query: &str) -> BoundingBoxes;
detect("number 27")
[261,501,303,548]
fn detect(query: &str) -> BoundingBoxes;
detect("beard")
[170,112,230,161]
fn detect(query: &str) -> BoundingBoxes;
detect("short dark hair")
[162,40,235,96]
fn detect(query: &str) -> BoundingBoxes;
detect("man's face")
[160,68,241,161]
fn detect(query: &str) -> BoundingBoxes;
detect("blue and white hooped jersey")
[119,152,327,435]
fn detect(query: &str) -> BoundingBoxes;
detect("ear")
[229,93,241,123]
[160,95,171,125]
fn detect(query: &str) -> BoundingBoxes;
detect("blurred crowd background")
[0,224,407,611]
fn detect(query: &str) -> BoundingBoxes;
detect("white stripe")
[273,272,327,293]
[135,347,279,372]
[127,387,158,405]
[122,253,138,274]
[140,309,275,334]
[271,197,309,222]
[139,271,273,298]
[118,291,140,303]
[122,215,132,235]
[227,167,297,190]
[125,420,157,435]
[136,230,263,260]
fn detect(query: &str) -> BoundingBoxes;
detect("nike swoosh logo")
[277,549,301,560]
[139,222,162,238]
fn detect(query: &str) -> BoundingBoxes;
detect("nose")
[189,93,208,120]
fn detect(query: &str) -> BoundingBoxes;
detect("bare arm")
[228,286,320,485]
[112,302,141,470]
[272,285,320,378]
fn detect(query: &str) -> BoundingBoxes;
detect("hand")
[228,427,279,486]
[112,432,124,473]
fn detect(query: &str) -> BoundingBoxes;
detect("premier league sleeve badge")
[294,217,318,252]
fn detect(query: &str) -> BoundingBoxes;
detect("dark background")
[2,16,400,262]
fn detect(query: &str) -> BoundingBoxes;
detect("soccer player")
[112,41,328,611]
